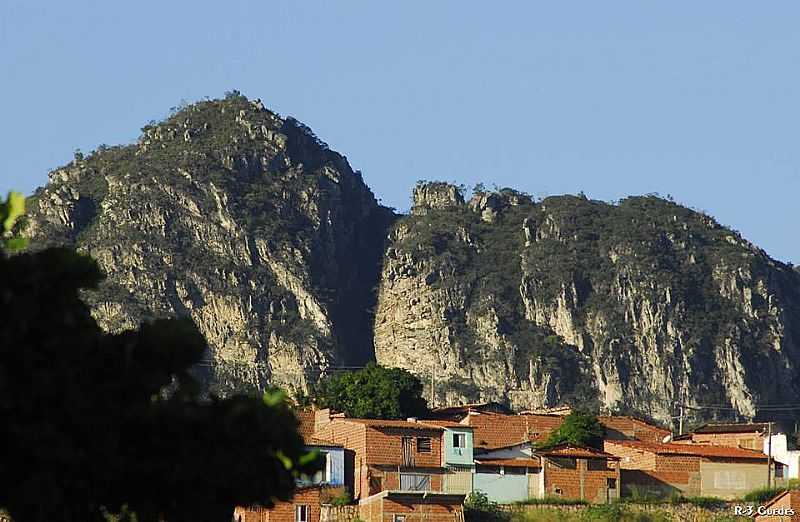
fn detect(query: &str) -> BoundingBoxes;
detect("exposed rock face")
[374,183,800,424]
[24,96,800,425]
[26,94,393,395]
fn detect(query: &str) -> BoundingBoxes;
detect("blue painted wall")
[443,428,474,466]
[474,472,529,503]
[298,445,345,486]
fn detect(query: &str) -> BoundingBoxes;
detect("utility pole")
[430,364,436,409]
[767,421,773,488]
[678,388,686,436]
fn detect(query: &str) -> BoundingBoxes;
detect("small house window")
[453,433,466,449]
[607,478,617,490]
[553,487,563,496]
[295,505,309,522]
[417,437,432,453]
[393,516,407,522]
[776,464,785,479]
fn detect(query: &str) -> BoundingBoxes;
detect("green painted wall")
[443,428,474,466]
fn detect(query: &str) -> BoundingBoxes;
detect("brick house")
[755,489,800,521]
[358,490,466,522]
[675,423,772,450]
[233,485,346,522]
[471,443,621,504]
[428,402,513,421]
[315,418,447,500]
[460,412,563,451]
[604,439,780,499]
[598,416,671,444]
[536,444,622,503]
[418,420,475,494]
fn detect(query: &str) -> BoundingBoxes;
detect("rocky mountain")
[24,93,392,395]
[22,94,800,424]
[375,183,800,423]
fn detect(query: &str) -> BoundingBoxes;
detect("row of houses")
[235,404,796,522]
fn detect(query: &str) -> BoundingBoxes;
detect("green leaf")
[3,237,28,252]
[2,192,25,233]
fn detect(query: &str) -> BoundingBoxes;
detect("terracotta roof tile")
[417,420,474,429]
[693,423,769,434]
[537,444,619,460]
[463,412,562,450]
[607,439,768,460]
[335,418,444,431]
[475,457,541,468]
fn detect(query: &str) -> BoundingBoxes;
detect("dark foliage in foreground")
[0,244,321,522]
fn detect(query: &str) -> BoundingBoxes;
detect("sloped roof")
[607,440,768,460]
[306,437,343,447]
[417,420,474,430]
[335,418,444,431]
[598,415,671,442]
[475,457,541,468]
[536,444,619,460]
[463,412,562,450]
[429,402,513,419]
[693,423,769,434]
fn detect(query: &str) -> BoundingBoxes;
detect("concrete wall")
[443,428,473,466]
[474,471,529,503]
[699,460,769,499]
[764,434,800,480]
[443,468,473,494]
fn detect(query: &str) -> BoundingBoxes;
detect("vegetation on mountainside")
[311,363,429,419]
[391,183,800,416]
[0,202,321,521]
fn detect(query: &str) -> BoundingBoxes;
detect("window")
[453,433,466,449]
[311,451,329,483]
[393,516,407,522]
[295,505,309,522]
[400,473,431,491]
[417,437,432,453]
[504,466,526,475]
[607,478,617,490]
[553,487,563,496]
[776,464,786,479]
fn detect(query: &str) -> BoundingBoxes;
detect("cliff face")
[25,94,393,395]
[23,95,800,424]
[374,182,800,423]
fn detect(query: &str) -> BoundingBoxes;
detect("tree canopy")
[0,196,321,521]
[542,412,605,448]
[312,363,428,419]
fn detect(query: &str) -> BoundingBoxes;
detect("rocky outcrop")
[374,183,800,424]
[24,96,800,426]
[25,94,393,396]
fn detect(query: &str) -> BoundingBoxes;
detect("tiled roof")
[463,412,563,450]
[306,437,343,447]
[335,418,444,431]
[417,420,474,429]
[475,457,541,468]
[598,416,671,438]
[692,423,769,434]
[608,440,768,460]
[429,402,513,419]
[537,444,619,460]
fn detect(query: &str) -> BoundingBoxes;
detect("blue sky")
[1,1,798,263]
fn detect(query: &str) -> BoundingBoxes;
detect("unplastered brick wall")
[374,467,444,492]
[316,421,369,498]
[604,441,657,470]
[234,487,324,522]
[543,458,619,503]
[358,497,463,522]
[365,426,443,467]
[691,432,763,450]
